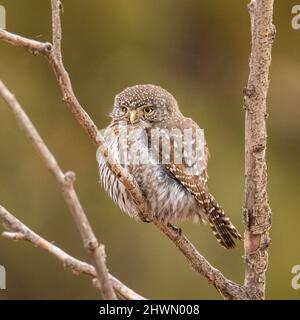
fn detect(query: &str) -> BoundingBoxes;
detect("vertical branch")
[51,0,62,62]
[48,0,99,144]
[243,0,275,300]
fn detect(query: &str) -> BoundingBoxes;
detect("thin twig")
[0,29,52,54]
[51,0,62,62]
[0,80,116,300]
[0,205,145,300]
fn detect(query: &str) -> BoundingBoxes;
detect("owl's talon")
[142,218,153,223]
[167,223,182,235]
[139,214,153,223]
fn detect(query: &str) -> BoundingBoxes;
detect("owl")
[98,84,242,249]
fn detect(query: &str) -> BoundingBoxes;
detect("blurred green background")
[0,0,299,299]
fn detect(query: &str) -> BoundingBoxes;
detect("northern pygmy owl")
[98,84,241,249]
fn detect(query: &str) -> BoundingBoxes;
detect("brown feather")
[159,118,242,249]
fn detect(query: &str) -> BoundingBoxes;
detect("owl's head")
[111,84,181,125]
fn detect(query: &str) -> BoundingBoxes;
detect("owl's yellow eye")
[143,106,153,114]
[121,107,127,113]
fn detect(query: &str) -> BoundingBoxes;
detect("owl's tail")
[201,193,242,249]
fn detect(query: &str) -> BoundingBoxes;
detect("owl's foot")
[139,213,153,223]
[167,223,182,236]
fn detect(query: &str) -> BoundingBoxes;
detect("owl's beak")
[129,110,137,124]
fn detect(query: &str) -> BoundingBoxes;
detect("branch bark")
[243,0,275,300]
[0,29,52,54]
[51,0,62,62]
[0,205,145,300]
[0,80,116,300]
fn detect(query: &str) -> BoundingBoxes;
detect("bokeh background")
[0,0,299,299]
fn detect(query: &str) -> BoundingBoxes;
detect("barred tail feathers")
[200,192,242,249]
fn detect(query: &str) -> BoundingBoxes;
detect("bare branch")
[0,81,116,300]
[51,0,63,62]
[243,0,275,300]
[154,222,247,299]
[0,205,145,300]
[0,29,52,54]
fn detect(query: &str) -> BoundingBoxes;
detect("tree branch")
[0,80,116,300]
[243,0,275,300]
[0,29,52,54]
[0,205,145,300]
[51,0,63,62]
[153,222,247,299]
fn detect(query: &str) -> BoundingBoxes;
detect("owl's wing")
[160,117,242,249]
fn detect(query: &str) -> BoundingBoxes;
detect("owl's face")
[111,84,181,126]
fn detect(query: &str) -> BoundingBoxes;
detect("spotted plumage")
[98,84,242,249]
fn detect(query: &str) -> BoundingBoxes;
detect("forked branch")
[0,204,145,300]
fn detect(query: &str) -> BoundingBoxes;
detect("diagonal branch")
[154,222,247,299]
[0,204,145,300]
[0,80,116,300]
[243,0,275,300]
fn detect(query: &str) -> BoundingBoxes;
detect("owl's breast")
[97,131,140,219]
[131,163,203,223]
[97,124,205,224]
